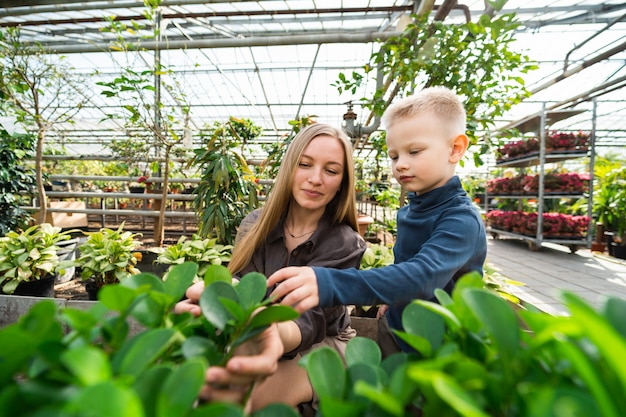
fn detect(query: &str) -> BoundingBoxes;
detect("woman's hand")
[267,266,319,313]
[199,323,284,404]
[173,281,205,316]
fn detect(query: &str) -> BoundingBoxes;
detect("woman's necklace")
[285,223,316,239]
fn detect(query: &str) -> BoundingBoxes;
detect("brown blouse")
[235,208,366,357]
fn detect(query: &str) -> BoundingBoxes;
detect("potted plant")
[0,223,74,297]
[75,223,142,299]
[153,234,233,281]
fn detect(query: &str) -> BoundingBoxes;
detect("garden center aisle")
[486,238,626,315]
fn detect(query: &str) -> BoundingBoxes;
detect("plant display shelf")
[487,228,589,252]
[486,105,596,253]
[495,150,588,168]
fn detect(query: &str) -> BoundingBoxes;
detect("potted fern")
[75,223,142,299]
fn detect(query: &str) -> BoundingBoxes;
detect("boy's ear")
[449,134,469,163]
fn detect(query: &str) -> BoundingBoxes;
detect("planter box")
[0,294,144,335]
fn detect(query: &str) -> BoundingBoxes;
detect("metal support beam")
[0,0,279,18]
[41,31,401,54]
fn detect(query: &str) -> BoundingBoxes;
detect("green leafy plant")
[360,244,394,270]
[75,223,142,288]
[154,234,233,281]
[302,272,626,416]
[594,166,626,244]
[0,129,36,235]
[334,10,537,166]
[192,117,261,244]
[0,223,73,294]
[0,262,299,417]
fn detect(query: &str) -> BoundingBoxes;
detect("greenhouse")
[1,1,626,416]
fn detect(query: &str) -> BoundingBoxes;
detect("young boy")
[269,86,487,353]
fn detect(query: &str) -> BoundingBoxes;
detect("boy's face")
[386,112,457,195]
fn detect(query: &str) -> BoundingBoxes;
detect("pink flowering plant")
[488,211,590,238]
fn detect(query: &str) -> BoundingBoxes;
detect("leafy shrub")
[303,272,626,416]
[0,262,299,417]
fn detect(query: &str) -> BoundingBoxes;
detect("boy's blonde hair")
[381,86,466,136]
[227,123,359,275]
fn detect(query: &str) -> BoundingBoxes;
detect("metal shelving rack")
[486,102,597,252]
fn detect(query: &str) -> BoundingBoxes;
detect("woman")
[178,123,365,411]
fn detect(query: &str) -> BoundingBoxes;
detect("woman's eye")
[326,169,338,175]
[410,150,420,155]
[389,155,398,161]
[299,163,310,168]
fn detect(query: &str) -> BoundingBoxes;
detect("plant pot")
[129,186,146,194]
[84,279,100,301]
[10,275,55,298]
[134,250,168,278]
[610,243,626,260]
[56,238,80,284]
[591,242,605,252]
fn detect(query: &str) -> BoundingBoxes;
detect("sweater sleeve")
[287,230,366,356]
[315,208,485,307]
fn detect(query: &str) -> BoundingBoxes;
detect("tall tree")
[0,28,86,224]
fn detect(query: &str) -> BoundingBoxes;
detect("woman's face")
[291,134,345,213]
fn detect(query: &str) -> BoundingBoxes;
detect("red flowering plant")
[547,131,590,152]
[496,138,539,161]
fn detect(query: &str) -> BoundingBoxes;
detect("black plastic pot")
[11,275,55,297]
[84,279,100,301]
[129,186,146,194]
[611,243,626,260]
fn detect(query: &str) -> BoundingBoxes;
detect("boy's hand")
[267,266,319,313]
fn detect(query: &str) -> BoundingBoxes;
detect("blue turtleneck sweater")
[314,176,487,351]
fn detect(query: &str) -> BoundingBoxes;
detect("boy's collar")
[407,176,463,209]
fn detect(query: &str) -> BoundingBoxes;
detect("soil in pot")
[10,275,56,298]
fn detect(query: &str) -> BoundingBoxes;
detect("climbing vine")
[334,12,537,166]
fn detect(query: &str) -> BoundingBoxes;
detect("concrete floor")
[486,237,626,315]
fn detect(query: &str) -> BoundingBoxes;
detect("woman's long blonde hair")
[228,123,358,275]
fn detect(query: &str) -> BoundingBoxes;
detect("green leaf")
[236,272,267,311]
[156,359,206,417]
[319,397,364,417]
[393,330,432,357]
[63,381,144,417]
[414,299,461,332]
[248,305,299,328]
[60,346,112,386]
[0,326,35,384]
[111,328,177,376]
[563,292,626,394]
[133,365,172,417]
[299,347,346,400]
[122,272,164,293]
[163,262,198,301]
[604,297,626,339]
[203,264,232,285]
[251,403,300,417]
[402,302,445,355]
[345,337,381,367]
[461,288,519,359]
[189,402,244,417]
[199,281,239,330]
[432,373,490,417]
[353,380,403,416]
[181,336,222,365]
[99,285,137,312]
